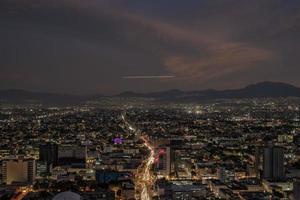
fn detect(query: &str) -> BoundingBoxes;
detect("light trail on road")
[121,114,155,200]
[138,136,155,200]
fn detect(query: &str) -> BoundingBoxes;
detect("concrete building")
[39,143,58,167]
[217,166,235,183]
[1,156,36,185]
[57,145,87,168]
[155,147,171,177]
[263,143,285,182]
[165,183,207,200]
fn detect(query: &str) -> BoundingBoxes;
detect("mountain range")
[1,82,300,104]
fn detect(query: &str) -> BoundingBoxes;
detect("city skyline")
[1,1,300,200]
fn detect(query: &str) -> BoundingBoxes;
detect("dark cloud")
[0,0,299,94]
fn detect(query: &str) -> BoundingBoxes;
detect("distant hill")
[1,82,300,104]
[118,82,300,101]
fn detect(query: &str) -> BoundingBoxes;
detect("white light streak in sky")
[122,75,175,79]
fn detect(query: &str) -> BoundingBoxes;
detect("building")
[57,145,87,168]
[293,179,300,200]
[277,134,293,143]
[155,147,171,177]
[95,169,132,184]
[170,139,184,176]
[254,146,263,178]
[39,143,58,172]
[80,191,115,200]
[121,181,135,200]
[39,143,58,165]
[1,156,36,185]
[36,161,50,177]
[164,183,207,200]
[263,143,285,182]
[217,165,235,183]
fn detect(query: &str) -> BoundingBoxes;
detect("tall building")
[254,146,263,178]
[39,143,58,164]
[152,138,171,177]
[263,143,285,182]
[170,139,184,176]
[155,147,171,177]
[39,143,58,172]
[1,156,36,185]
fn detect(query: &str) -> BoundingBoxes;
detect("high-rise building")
[170,139,184,176]
[263,143,285,182]
[155,147,171,177]
[1,156,36,185]
[254,146,263,178]
[39,143,58,172]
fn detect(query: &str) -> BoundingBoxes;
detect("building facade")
[263,143,285,182]
[1,156,36,185]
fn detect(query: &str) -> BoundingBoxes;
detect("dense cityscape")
[1,0,300,199]
[1,97,300,199]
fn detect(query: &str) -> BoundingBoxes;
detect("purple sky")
[1,0,300,94]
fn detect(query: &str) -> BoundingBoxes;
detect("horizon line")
[0,81,296,95]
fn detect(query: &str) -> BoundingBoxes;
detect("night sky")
[1,0,300,94]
